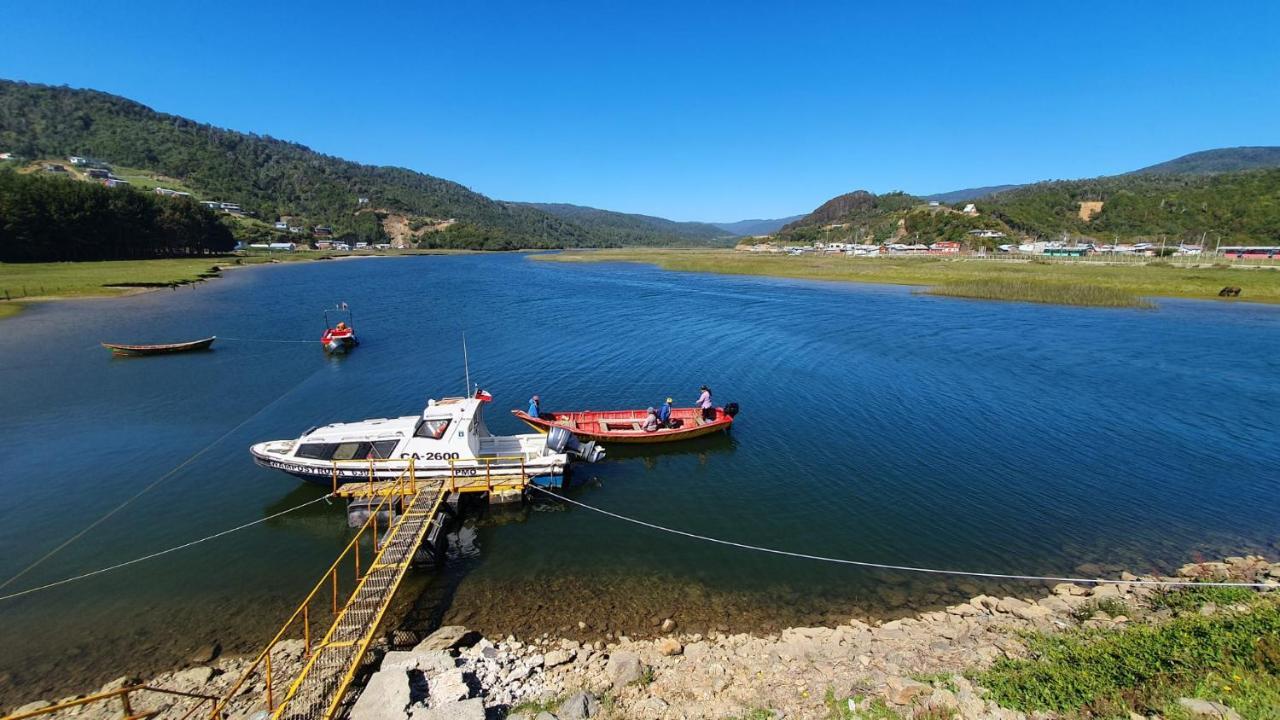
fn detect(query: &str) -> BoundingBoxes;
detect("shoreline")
[10,555,1277,720]
[0,251,473,319]
[533,249,1280,307]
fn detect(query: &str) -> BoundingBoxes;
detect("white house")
[274,221,289,230]
[962,203,978,216]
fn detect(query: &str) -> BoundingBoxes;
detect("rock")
[426,668,469,703]
[1037,596,1073,614]
[578,621,588,630]
[1053,583,1088,596]
[884,676,931,706]
[605,651,644,689]
[559,690,601,720]
[533,714,557,720]
[995,597,1031,615]
[545,649,576,667]
[100,676,136,693]
[349,670,410,720]
[635,696,670,719]
[947,603,982,617]
[1013,603,1053,622]
[189,642,221,664]
[414,626,480,652]
[1177,697,1242,720]
[11,701,52,715]
[1091,584,1123,599]
[660,618,677,633]
[657,638,683,656]
[409,697,485,720]
[171,666,215,689]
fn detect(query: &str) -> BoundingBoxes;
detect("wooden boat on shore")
[101,336,216,356]
[513,404,738,444]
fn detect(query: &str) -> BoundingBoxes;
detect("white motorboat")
[250,395,604,487]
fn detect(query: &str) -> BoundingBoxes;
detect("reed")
[925,279,1153,308]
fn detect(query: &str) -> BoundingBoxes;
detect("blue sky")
[3,1,1278,221]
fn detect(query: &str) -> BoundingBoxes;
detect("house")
[268,242,296,252]
[154,188,191,198]
[929,241,962,254]
[68,156,89,165]
[274,221,289,230]
[0,152,13,160]
[85,168,110,180]
[355,242,369,249]
[314,240,333,250]
[200,201,221,210]
[374,243,392,250]
[289,226,304,234]
[43,163,67,173]
[967,229,1006,239]
[219,202,241,213]
[357,197,370,206]
[962,204,979,216]
[1044,246,1089,257]
[334,243,351,251]
[314,226,334,237]
[928,201,940,207]
[104,178,130,188]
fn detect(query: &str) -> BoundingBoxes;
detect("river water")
[1,254,1277,704]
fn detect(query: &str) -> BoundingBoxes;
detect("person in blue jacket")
[528,395,542,418]
[657,397,673,427]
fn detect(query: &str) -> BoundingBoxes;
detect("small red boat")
[513,404,738,444]
[321,304,358,354]
[101,336,216,356]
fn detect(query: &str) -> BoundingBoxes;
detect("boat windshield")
[415,418,450,439]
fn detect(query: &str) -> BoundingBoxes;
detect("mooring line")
[0,367,323,592]
[0,493,336,602]
[217,337,317,344]
[527,485,1275,589]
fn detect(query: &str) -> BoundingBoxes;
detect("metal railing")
[206,460,420,720]
[326,458,414,495]
[446,455,531,493]
[1,684,220,720]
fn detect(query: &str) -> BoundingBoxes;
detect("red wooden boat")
[513,404,737,444]
[101,336,216,356]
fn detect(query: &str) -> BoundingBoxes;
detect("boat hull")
[250,445,566,487]
[513,407,733,444]
[102,337,216,356]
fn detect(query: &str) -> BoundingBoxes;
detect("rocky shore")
[9,556,1277,720]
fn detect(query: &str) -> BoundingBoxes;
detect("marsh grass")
[925,279,1153,308]
[537,249,1280,305]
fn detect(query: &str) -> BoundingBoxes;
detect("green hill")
[0,80,606,250]
[1128,146,1280,175]
[517,202,735,246]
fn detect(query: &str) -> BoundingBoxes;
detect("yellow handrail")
[1,685,219,720]
[207,460,417,720]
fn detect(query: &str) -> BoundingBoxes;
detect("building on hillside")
[967,229,1006,239]
[43,163,67,173]
[200,200,220,210]
[314,225,334,237]
[0,152,13,160]
[154,187,191,198]
[289,226,304,234]
[928,201,940,207]
[962,203,978,216]
[268,242,296,252]
[219,202,241,211]
[104,178,130,188]
[314,240,333,250]
[929,241,962,254]
[357,197,370,206]
[274,221,289,230]
[85,168,110,180]
[68,156,88,165]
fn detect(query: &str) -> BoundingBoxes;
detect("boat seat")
[602,421,643,432]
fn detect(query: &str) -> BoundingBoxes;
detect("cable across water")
[0,493,335,602]
[527,485,1275,589]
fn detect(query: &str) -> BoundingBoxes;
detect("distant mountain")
[921,184,1023,204]
[517,202,735,246]
[1126,146,1280,175]
[711,216,805,236]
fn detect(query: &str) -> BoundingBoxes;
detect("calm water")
[1,254,1278,703]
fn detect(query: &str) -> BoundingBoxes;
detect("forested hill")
[1126,147,1280,175]
[517,203,734,246]
[0,80,607,249]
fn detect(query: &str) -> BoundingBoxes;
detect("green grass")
[0,258,235,301]
[0,302,22,319]
[508,694,565,715]
[724,710,778,720]
[536,249,1280,307]
[1149,586,1259,613]
[925,279,1153,308]
[976,596,1280,718]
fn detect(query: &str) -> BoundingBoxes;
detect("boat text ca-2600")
[250,395,605,487]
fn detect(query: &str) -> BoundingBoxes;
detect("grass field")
[0,250,456,318]
[536,249,1280,307]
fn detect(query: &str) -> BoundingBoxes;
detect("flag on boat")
[474,388,493,402]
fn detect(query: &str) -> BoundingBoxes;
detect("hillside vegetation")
[0,81,609,250]
[518,202,735,246]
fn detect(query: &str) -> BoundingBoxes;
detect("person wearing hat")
[657,397,673,428]
[527,394,543,418]
[642,406,660,432]
[696,385,715,422]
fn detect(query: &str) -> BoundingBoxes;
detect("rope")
[0,493,336,602]
[528,485,1276,589]
[0,367,322,592]
[217,337,317,344]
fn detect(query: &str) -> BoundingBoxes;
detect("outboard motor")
[546,425,606,463]
[724,402,740,418]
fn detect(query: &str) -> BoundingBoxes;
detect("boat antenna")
[462,332,471,397]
